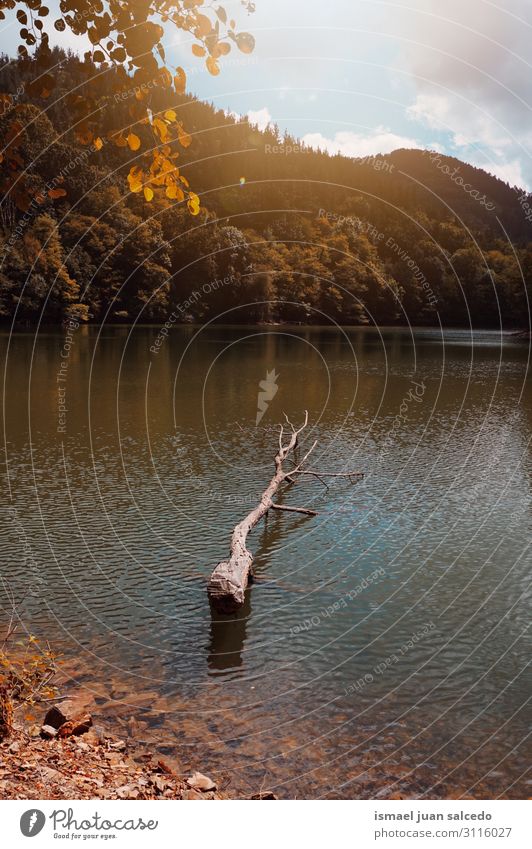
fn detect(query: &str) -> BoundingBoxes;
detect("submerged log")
[207,413,364,613]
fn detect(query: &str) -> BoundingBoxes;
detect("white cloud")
[247,107,272,131]
[396,0,532,187]
[301,127,424,158]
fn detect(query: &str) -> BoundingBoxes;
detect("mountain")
[0,49,530,328]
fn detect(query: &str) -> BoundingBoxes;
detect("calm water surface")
[1,326,530,798]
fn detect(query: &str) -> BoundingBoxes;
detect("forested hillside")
[1,48,531,327]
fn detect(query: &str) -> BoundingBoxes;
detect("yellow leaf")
[166,184,185,201]
[94,137,103,150]
[192,44,206,58]
[153,118,169,142]
[174,67,186,93]
[206,56,220,76]
[127,133,141,151]
[165,110,177,123]
[187,191,200,215]
[144,187,154,202]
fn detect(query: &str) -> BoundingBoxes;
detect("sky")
[1,0,531,188]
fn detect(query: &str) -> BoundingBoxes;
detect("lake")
[1,325,530,798]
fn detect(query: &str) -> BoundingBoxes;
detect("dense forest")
[1,48,531,328]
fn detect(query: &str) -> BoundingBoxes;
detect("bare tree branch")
[207,412,363,613]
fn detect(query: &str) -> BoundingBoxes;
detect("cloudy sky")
[2,0,531,188]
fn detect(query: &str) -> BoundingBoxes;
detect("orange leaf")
[195,14,212,38]
[48,188,67,199]
[206,56,220,76]
[152,118,169,142]
[192,44,206,58]
[166,184,185,201]
[127,132,141,151]
[174,67,186,94]
[144,187,154,202]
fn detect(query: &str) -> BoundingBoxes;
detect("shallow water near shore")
[1,325,530,798]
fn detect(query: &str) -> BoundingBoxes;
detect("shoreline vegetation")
[1,322,531,333]
[1,49,531,332]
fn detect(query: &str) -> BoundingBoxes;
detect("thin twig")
[271,504,319,516]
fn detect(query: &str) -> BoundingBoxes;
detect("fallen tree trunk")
[207,413,363,613]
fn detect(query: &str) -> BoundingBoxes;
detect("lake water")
[1,325,530,798]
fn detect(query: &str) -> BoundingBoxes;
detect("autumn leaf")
[166,184,185,201]
[48,188,67,199]
[236,32,255,54]
[152,118,169,142]
[174,67,186,93]
[93,137,103,150]
[165,110,177,123]
[206,56,220,76]
[144,187,154,202]
[127,132,141,151]
[195,13,212,38]
[192,44,206,58]
[127,166,144,193]
[187,191,200,215]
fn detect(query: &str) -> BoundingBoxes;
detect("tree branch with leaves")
[0,0,255,210]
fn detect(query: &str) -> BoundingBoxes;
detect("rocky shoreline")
[0,701,227,800]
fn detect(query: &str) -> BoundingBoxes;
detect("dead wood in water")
[207,413,364,613]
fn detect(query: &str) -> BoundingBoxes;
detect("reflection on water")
[0,326,530,798]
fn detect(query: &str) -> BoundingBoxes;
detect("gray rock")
[187,771,216,791]
[40,725,58,739]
